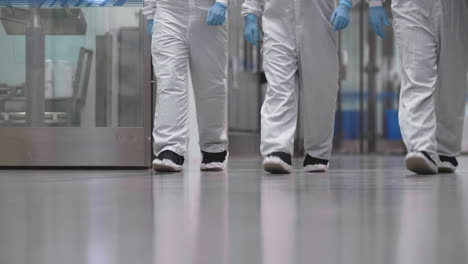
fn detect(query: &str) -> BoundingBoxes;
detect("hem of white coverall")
[438,151,461,158]
[407,148,437,154]
[305,151,331,161]
[260,146,293,159]
[155,146,186,157]
[200,145,228,153]
[407,150,440,163]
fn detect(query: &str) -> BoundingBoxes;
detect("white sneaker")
[200,151,228,171]
[438,156,458,173]
[152,150,184,172]
[405,152,438,175]
[263,152,292,174]
[304,164,329,172]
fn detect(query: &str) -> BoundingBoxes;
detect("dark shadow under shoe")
[303,154,329,172]
[263,152,292,174]
[439,155,458,173]
[152,150,184,172]
[201,150,228,171]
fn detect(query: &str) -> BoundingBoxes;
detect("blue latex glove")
[243,14,259,46]
[330,0,351,32]
[206,2,227,26]
[369,6,390,38]
[147,19,154,37]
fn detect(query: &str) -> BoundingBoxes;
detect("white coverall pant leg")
[260,0,299,157]
[189,21,228,154]
[260,0,339,160]
[434,0,468,157]
[393,0,468,158]
[151,2,228,157]
[299,0,339,159]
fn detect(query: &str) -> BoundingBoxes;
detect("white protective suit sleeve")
[216,0,230,7]
[241,0,265,17]
[143,0,157,20]
[350,0,384,7]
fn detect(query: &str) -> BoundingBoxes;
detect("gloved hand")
[147,19,154,37]
[330,0,351,32]
[368,6,390,38]
[243,14,259,46]
[206,2,227,26]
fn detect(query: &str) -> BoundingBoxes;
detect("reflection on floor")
[1,155,468,264]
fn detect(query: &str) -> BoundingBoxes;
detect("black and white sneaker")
[405,151,438,175]
[263,152,292,174]
[439,155,458,173]
[303,154,329,172]
[200,150,228,171]
[152,150,184,172]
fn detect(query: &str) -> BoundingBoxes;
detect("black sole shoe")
[439,155,458,173]
[201,150,228,171]
[303,154,329,172]
[263,152,292,174]
[152,150,184,172]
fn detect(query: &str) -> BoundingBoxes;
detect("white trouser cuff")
[155,147,185,157]
[306,151,330,161]
[216,0,228,7]
[200,145,227,153]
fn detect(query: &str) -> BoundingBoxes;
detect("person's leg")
[260,1,299,173]
[392,0,440,173]
[260,0,299,158]
[435,0,468,172]
[261,55,299,158]
[188,19,229,170]
[188,21,228,154]
[299,0,339,172]
[151,8,189,170]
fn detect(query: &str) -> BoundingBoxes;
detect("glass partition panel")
[0,6,144,127]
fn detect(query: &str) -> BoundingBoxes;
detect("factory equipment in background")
[227,1,263,156]
[0,5,152,167]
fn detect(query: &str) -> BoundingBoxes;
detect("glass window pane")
[0,7,144,127]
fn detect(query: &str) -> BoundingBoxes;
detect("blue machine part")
[335,91,401,140]
[384,109,402,140]
[335,111,366,140]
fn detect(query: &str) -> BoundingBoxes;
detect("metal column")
[366,30,378,152]
[25,8,45,126]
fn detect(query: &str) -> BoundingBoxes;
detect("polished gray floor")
[1,155,468,264]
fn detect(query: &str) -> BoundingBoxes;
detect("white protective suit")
[143,0,230,156]
[241,0,377,159]
[393,0,468,160]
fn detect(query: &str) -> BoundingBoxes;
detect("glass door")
[0,3,152,166]
[334,4,405,155]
